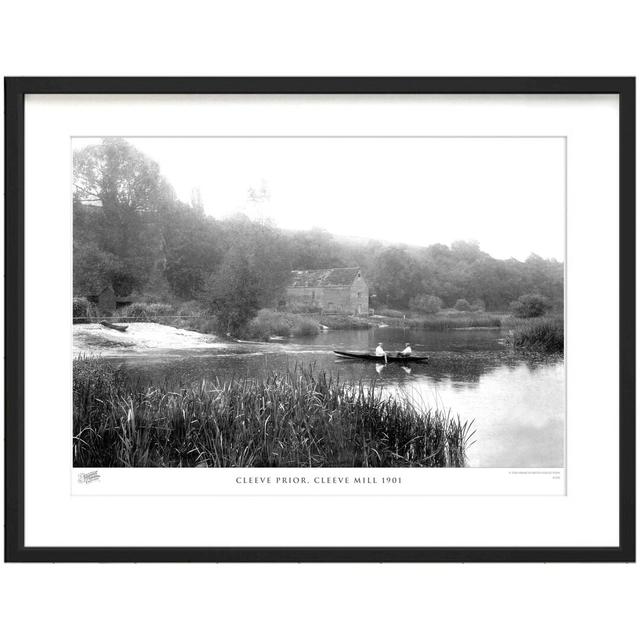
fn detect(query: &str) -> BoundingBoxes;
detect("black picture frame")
[4,77,635,563]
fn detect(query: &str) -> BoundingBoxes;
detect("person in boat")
[375,342,388,364]
[396,342,412,358]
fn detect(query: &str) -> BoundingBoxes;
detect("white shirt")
[375,345,386,357]
[400,346,412,355]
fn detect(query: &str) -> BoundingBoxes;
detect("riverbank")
[73,358,474,468]
[370,307,513,328]
[245,308,508,336]
[74,296,563,358]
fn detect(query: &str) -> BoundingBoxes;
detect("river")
[83,324,564,468]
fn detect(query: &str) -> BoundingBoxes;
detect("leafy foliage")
[73,138,175,296]
[114,302,174,320]
[454,298,472,312]
[245,309,320,340]
[370,247,422,308]
[73,139,564,335]
[509,293,552,318]
[72,297,98,323]
[409,294,443,314]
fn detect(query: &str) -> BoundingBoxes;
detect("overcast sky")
[74,136,565,261]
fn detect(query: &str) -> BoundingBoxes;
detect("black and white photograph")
[5,75,634,566]
[2,1,638,634]
[72,135,565,470]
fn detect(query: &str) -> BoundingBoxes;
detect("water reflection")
[103,326,564,468]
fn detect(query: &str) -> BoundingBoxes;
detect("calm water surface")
[106,327,564,468]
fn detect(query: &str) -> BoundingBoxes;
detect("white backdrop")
[25,94,618,548]
[1,2,638,640]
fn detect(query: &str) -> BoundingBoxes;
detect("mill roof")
[289,267,362,288]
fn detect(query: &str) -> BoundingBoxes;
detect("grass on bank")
[406,313,502,330]
[73,358,474,468]
[373,307,504,330]
[317,314,371,330]
[506,317,564,354]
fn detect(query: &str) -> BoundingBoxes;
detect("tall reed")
[506,318,564,354]
[73,358,474,468]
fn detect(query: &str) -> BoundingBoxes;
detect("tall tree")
[370,247,422,307]
[73,138,175,294]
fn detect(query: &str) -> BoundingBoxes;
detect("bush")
[146,303,174,317]
[250,309,291,338]
[454,298,472,312]
[187,317,219,334]
[114,302,152,320]
[293,317,321,336]
[470,299,486,312]
[111,299,218,334]
[509,294,552,318]
[245,309,320,340]
[176,300,206,317]
[73,297,98,323]
[409,294,442,314]
[115,302,174,321]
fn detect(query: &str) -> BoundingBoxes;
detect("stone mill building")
[284,267,369,315]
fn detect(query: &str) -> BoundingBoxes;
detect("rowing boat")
[333,350,429,363]
[100,321,129,332]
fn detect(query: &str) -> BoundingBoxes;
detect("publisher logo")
[78,470,101,484]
